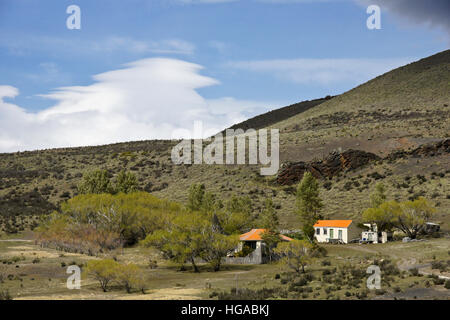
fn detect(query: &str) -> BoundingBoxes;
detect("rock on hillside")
[277,139,450,185]
[388,139,449,160]
[277,149,380,185]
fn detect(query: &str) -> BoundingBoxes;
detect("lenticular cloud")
[0,58,267,152]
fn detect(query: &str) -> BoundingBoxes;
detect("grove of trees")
[142,184,253,272]
[38,181,254,272]
[37,192,182,254]
[363,196,436,238]
[84,259,147,293]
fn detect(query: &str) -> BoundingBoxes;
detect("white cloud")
[0,58,276,152]
[1,35,196,57]
[228,57,415,85]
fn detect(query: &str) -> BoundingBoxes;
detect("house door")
[329,229,334,239]
[338,230,343,240]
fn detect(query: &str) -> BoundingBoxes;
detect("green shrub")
[445,280,450,289]
[409,268,419,276]
[321,260,331,266]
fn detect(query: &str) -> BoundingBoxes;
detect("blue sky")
[0,0,448,151]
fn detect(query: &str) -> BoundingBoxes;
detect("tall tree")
[142,210,240,272]
[394,197,436,239]
[259,198,280,262]
[187,184,206,211]
[200,233,239,272]
[362,200,398,232]
[296,172,323,241]
[259,198,279,231]
[370,183,387,208]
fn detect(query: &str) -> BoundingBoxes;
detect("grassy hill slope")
[0,50,449,234]
[223,96,332,132]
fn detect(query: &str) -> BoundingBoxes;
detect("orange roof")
[314,220,352,228]
[239,229,293,242]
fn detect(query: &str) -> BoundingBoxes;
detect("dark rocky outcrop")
[277,139,449,185]
[277,150,380,185]
[387,139,449,160]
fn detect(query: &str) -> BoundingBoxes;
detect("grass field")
[1,231,448,300]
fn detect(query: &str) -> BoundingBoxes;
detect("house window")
[323,228,327,235]
[316,228,320,235]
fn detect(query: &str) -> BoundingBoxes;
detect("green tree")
[274,240,313,273]
[200,233,239,272]
[259,199,280,262]
[226,195,253,215]
[115,263,142,293]
[84,259,119,292]
[296,172,323,241]
[213,195,253,235]
[37,192,182,252]
[362,200,397,232]
[115,171,139,194]
[370,183,387,208]
[259,198,279,231]
[187,184,206,211]
[142,212,210,272]
[215,209,251,235]
[363,197,436,239]
[202,192,218,213]
[394,197,436,239]
[142,208,241,272]
[77,170,113,195]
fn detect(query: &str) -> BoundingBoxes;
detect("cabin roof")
[239,229,293,241]
[314,220,352,228]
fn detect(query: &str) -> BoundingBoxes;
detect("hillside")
[223,96,332,132]
[0,50,449,234]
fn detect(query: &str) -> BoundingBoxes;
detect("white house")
[313,220,361,244]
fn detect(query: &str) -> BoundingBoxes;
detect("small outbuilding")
[226,229,293,264]
[313,220,361,244]
[238,228,293,253]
